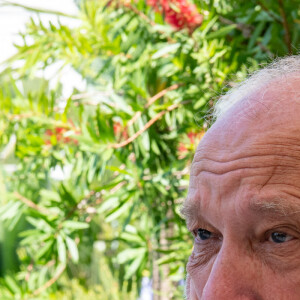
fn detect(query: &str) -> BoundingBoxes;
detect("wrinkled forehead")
[186,75,300,229]
[197,79,300,154]
[191,79,300,183]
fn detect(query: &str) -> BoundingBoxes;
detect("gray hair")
[213,55,300,120]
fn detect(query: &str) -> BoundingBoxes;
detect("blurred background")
[0,0,299,299]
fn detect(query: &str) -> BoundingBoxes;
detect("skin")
[184,78,300,300]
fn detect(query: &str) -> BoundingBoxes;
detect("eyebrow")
[180,199,203,230]
[181,198,300,230]
[248,198,300,217]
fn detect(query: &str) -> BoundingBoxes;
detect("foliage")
[0,0,299,298]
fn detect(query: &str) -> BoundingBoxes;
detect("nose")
[201,245,262,300]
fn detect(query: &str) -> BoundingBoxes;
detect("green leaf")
[105,198,131,222]
[248,21,265,50]
[66,236,79,263]
[26,216,53,233]
[57,234,66,264]
[0,201,22,221]
[124,251,146,279]
[117,247,146,264]
[152,43,181,59]
[4,275,21,295]
[62,220,89,230]
[40,189,61,202]
[119,232,144,245]
[35,240,54,260]
[60,184,77,205]
[206,24,237,40]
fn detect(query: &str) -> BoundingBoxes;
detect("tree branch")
[257,1,282,24]
[14,192,52,215]
[127,3,156,27]
[111,103,180,149]
[33,264,66,296]
[278,0,292,54]
[124,3,175,41]
[219,16,274,58]
[146,84,181,108]
[126,83,181,127]
[110,181,127,194]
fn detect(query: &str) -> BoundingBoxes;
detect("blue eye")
[197,228,212,240]
[270,232,293,244]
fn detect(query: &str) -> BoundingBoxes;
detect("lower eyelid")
[193,239,221,256]
[194,234,221,243]
[187,249,212,272]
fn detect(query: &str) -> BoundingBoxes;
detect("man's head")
[183,56,300,299]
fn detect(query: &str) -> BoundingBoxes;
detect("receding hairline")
[213,55,300,121]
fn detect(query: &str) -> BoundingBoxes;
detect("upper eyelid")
[188,218,219,232]
[193,225,220,235]
[264,228,296,239]
[263,225,300,237]
[194,228,221,239]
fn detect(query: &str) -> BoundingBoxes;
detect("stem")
[127,4,156,27]
[110,103,180,149]
[146,84,181,108]
[126,83,181,127]
[278,0,292,54]
[125,2,176,41]
[219,16,274,58]
[257,1,282,24]
[14,192,52,215]
[33,264,66,296]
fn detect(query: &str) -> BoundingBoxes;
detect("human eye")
[267,231,295,244]
[196,228,212,241]
[192,227,221,245]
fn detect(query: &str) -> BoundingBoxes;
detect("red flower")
[177,143,188,152]
[44,126,79,146]
[113,121,129,140]
[177,131,205,159]
[147,0,203,32]
[113,122,122,135]
[55,127,65,135]
[45,129,54,136]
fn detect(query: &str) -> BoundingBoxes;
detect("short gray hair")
[213,55,300,120]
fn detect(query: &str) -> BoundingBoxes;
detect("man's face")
[184,87,300,299]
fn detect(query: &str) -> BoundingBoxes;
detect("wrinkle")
[260,165,277,189]
[280,188,300,201]
[191,163,297,177]
[191,150,300,178]
[193,152,300,165]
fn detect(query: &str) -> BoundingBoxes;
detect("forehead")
[193,81,300,173]
[186,83,300,227]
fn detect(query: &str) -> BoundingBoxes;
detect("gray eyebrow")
[180,199,203,230]
[181,197,300,230]
[180,199,195,221]
[248,199,300,217]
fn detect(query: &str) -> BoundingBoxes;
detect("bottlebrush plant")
[0,0,298,298]
[147,0,203,32]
